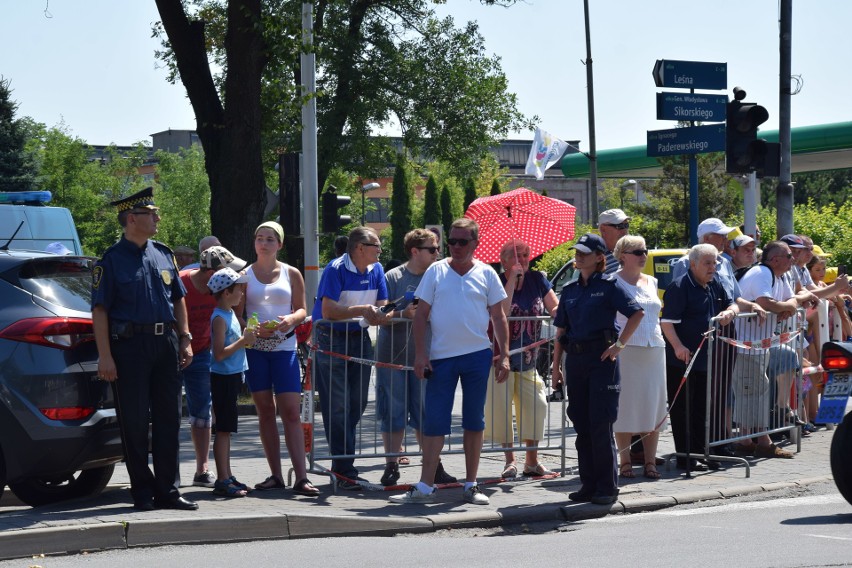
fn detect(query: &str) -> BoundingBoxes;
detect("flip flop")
[254,475,286,490]
[292,478,320,497]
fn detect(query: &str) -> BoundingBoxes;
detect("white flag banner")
[525,127,569,180]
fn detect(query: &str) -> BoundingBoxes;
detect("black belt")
[566,338,612,355]
[111,321,174,339]
[132,322,174,335]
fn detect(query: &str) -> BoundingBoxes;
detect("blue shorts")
[245,349,301,394]
[180,349,212,428]
[422,348,492,436]
[376,367,424,433]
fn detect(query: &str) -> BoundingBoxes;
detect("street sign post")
[647,124,726,157]
[656,92,728,122]
[652,59,727,90]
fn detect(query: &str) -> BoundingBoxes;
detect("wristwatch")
[180,332,193,341]
[614,339,625,349]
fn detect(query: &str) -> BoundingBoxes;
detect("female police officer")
[551,233,644,505]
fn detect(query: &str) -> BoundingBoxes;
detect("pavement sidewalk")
[0,413,837,561]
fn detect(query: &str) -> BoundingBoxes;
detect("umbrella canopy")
[464,187,576,263]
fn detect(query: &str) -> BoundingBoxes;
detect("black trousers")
[666,364,708,459]
[111,332,182,504]
[565,351,620,496]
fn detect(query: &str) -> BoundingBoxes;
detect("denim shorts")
[180,349,212,428]
[245,349,301,394]
[376,367,424,433]
[422,348,492,436]
[767,345,798,378]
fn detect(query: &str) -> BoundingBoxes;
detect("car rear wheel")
[8,464,115,507]
[830,412,852,506]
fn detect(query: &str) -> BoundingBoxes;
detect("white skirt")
[613,345,668,433]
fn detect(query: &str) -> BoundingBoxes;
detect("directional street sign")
[656,92,728,122]
[652,59,727,90]
[647,124,726,157]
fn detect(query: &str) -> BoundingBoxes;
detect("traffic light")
[321,186,352,233]
[726,87,780,177]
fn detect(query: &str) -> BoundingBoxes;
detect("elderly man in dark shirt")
[661,244,738,472]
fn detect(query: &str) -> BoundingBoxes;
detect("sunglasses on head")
[446,238,472,246]
[416,246,439,253]
[607,222,629,230]
[625,249,648,256]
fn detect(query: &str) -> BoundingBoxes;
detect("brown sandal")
[619,464,635,478]
[643,463,661,480]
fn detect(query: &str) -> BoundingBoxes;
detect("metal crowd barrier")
[303,315,567,491]
[704,308,806,477]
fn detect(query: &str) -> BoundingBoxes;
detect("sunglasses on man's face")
[607,222,629,230]
[417,246,439,254]
[625,249,648,257]
[447,238,472,247]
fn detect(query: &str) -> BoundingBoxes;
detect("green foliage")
[490,178,502,196]
[531,221,596,278]
[152,146,212,252]
[0,78,37,192]
[440,185,454,238]
[389,156,413,260]
[24,124,151,255]
[463,177,477,211]
[153,1,533,189]
[423,175,441,225]
[630,152,741,248]
[788,169,852,208]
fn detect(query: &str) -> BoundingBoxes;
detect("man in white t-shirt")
[390,218,510,506]
[733,241,813,458]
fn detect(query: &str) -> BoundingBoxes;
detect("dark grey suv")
[0,250,123,506]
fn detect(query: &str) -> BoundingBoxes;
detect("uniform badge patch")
[92,266,103,289]
[161,269,172,285]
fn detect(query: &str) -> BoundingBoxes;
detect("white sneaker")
[463,484,489,505]
[389,486,435,504]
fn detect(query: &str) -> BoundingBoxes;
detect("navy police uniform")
[91,188,188,508]
[554,271,641,498]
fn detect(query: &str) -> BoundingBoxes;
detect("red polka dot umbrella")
[464,187,576,263]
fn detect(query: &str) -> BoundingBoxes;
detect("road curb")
[0,523,127,561]
[0,475,834,561]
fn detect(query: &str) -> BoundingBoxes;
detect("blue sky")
[2,1,849,152]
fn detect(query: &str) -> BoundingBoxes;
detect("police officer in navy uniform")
[91,187,198,511]
[551,234,644,505]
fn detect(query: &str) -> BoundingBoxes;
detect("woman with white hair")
[611,235,667,480]
[485,239,559,478]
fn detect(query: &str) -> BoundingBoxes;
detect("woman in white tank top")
[239,221,318,496]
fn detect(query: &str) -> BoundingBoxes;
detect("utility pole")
[583,0,599,222]
[301,2,319,304]
[776,0,794,236]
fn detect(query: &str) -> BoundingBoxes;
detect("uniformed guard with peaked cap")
[91,186,199,511]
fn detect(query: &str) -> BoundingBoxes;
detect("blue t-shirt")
[554,272,642,343]
[502,270,552,371]
[661,270,733,371]
[311,253,388,332]
[210,307,248,375]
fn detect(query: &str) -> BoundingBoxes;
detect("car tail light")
[40,406,96,420]
[0,317,95,350]
[822,347,851,371]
